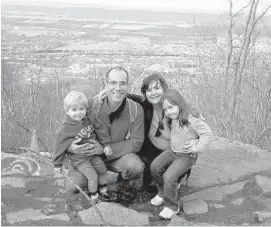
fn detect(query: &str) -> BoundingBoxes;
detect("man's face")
[106,69,128,105]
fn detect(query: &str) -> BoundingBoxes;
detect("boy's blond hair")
[64,91,88,112]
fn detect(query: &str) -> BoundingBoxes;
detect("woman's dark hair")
[140,73,168,98]
[163,89,200,127]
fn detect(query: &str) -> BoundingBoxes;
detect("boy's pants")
[73,155,107,194]
[150,150,197,210]
[65,153,144,194]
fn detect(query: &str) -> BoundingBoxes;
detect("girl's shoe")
[150,194,164,206]
[159,207,180,219]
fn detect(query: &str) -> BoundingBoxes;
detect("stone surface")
[1,152,54,177]
[253,211,271,223]
[34,197,65,203]
[168,215,192,226]
[189,137,271,188]
[78,202,149,226]
[213,203,225,209]
[42,204,58,215]
[230,198,245,206]
[183,200,208,214]
[169,215,212,226]
[181,181,247,202]
[6,208,70,224]
[254,175,271,196]
[1,177,27,188]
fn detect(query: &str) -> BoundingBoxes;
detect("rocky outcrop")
[78,202,149,226]
[1,137,271,226]
[185,137,271,188]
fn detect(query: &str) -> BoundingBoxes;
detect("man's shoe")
[117,187,137,204]
[150,194,164,206]
[159,207,179,219]
[100,191,118,202]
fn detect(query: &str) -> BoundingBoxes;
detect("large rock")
[187,137,271,188]
[183,199,208,214]
[180,181,247,202]
[78,202,149,226]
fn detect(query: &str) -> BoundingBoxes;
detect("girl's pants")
[150,150,197,210]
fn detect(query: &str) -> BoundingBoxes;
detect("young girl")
[150,89,213,219]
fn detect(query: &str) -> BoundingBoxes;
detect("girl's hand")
[183,139,199,150]
[184,140,201,154]
[93,88,108,104]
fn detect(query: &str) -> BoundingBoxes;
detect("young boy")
[53,91,113,202]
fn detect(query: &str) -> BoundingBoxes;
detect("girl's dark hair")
[141,73,168,98]
[163,89,200,127]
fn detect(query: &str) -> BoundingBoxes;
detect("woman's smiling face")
[145,80,164,105]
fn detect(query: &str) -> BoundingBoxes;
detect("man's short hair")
[63,91,88,112]
[105,66,129,82]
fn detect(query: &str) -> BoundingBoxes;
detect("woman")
[128,73,170,190]
[127,73,195,191]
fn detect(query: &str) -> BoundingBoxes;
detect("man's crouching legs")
[108,153,144,203]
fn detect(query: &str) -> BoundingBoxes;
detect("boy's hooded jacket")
[53,110,110,167]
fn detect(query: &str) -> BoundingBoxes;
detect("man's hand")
[88,139,104,156]
[93,88,108,104]
[67,138,104,156]
[67,138,91,154]
[104,146,113,156]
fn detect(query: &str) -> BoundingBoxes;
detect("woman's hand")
[93,88,108,104]
[159,117,171,140]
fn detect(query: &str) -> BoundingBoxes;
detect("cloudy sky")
[2,0,271,14]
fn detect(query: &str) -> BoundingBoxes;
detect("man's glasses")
[107,81,128,87]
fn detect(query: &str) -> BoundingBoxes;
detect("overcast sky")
[2,0,271,14]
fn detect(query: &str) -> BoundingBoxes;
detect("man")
[65,66,145,202]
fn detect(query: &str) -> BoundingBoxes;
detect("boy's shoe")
[150,194,164,206]
[91,197,101,204]
[159,207,179,219]
[99,191,118,202]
